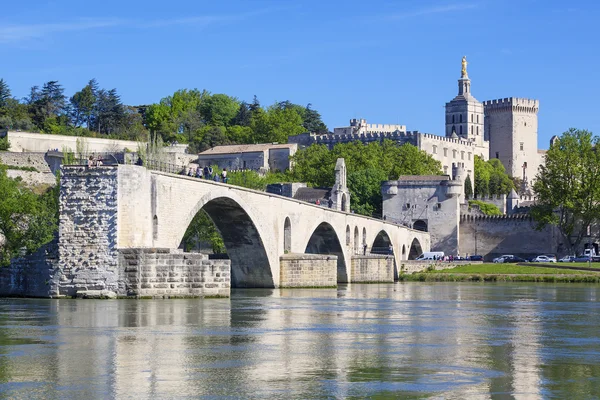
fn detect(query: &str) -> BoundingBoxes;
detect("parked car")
[558,255,576,262]
[468,255,484,261]
[493,255,513,263]
[503,255,528,263]
[574,255,593,262]
[532,255,557,263]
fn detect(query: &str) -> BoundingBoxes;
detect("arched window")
[459,126,463,135]
[459,114,463,123]
[452,115,455,123]
[471,126,474,135]
[346,225,351,246]
[477,126,479,135]
[471,114,473,123]
[477,115,479,123]
[284,217,291,252]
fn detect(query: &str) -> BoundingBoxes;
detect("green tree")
[69,82,96,128]
[347,168,388,216]
[181,210,225,253]
[199,93,239,126]
[0,79,11,109]
[531,128,600,254]
[474,155,490,197]
[464,174,473,199]
[0,165,57,265]
[488,158,513,195]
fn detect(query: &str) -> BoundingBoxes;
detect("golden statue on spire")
[461,56,468,78]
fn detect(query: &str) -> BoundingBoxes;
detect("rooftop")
[198,143,297,155]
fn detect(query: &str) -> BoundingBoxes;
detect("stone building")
[381,165,465,255]
[266,158,351,211]
[196,143,297,172]
[288,57,545,184]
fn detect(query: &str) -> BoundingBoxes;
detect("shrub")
[0,137,9,151]
[468,200,502,216]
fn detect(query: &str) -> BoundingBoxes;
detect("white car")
[559,255,576,262]
[532,255,556,263]
[493,255,514,263]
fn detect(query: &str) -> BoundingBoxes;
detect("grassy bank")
[433,263,599,275]
[399,263,600,283]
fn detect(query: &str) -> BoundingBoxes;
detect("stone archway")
[305,222,347,283]
[346,225,351,246]
[341,193,348,212]
[181,197,273,288]
[402,244,406,260]
[413,220,428,232]
[354,226,359,254]
[371,230,392,255]
[408,238,423,260]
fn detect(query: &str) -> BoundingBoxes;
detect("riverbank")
[399,263,600,283]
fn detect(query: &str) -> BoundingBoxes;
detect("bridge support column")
[350,255,394,283]
[279,254,337,288]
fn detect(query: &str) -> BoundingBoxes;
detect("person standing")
[221,168,228,183]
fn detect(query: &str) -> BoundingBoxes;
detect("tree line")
[0,78,328,150]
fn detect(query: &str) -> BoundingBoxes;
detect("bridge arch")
[304,222,348,283]
[346,225,351,246]
[371,230,392,255]
[180,194,274,288]
[408,238,423,260]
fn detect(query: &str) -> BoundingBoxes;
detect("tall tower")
[445,57,486,153]
[483,98,540,179]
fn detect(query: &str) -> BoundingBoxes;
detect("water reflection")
[0,283,598,398]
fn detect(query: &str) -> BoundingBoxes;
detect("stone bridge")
[59,165,430,293]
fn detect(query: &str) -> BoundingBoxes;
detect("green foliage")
[5,165,38,172]
[181,210,225,254]
[0,79,11,109]
[468,200,502,216]
[0,165,58,266]
[62,146,76,165]
[0,137,9,151]
[474,155,513,197]
[532,128,600,254]
[289,140,442,216]
[464,174,473,199]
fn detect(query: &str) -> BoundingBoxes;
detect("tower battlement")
[483,97,539,114]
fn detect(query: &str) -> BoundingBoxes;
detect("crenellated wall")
[459,214,560,260]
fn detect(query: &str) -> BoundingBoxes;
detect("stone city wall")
[459,215,559,260]
[350,255,394,283]
[0,152,52,172]
[7,131,140,153]
[118,249,230,298]
[58,166,120,296]
[399,260,479,274]
[279,253,337,287]
[0,240,60,298]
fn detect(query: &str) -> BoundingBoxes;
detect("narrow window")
[444,148,448,156]
[496,152,499,159]
[468,152,472,160]
[432,145,437,154]
[452,115,455,123]
[443,165,448,174]
[461,151,465,160]
[477,126,479,135]
[459,126,463,135]
[471,114,473,123]
[453,150,457,159]
[460,114,463,123]
[520,142,524,151]
[477,115,479,123]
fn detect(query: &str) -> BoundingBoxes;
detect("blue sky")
[1,0,597,148]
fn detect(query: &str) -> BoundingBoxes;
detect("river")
[0,283,599,399]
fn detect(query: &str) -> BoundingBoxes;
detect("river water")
[0,283,599,399]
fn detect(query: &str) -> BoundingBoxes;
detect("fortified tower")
[483,97,540,179]
[445,56,486,156]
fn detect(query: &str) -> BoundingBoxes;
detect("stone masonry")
[350,255,394,283]
[279,253,337,287]
[59,166,119,296]
[119,249,230,297]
